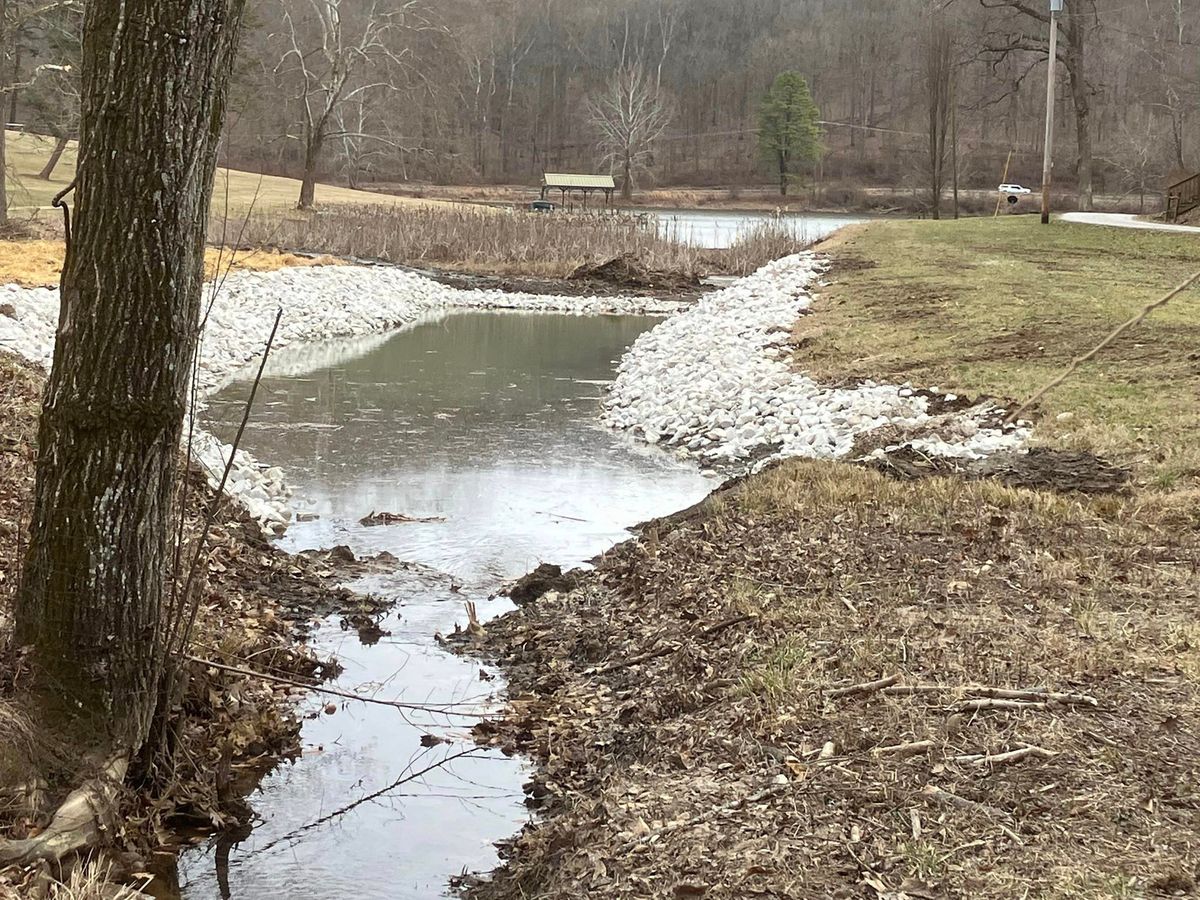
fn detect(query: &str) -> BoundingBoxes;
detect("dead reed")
[225,203,811,280]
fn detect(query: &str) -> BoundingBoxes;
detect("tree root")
[0,754,128,867]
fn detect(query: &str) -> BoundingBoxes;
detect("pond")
[654,209,864,248]
[177,311,715,899]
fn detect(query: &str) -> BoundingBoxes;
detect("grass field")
[805,216,1200,488]
[3,131,451,213]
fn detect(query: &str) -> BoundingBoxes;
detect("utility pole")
[1040,0,1062,224]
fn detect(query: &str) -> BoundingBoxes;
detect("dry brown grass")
[0,238,342,288]
[471,459,1200,900]
[4,130,453,213]
[229,203,807,280]
[231,203,708,278]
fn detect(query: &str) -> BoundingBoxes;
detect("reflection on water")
[655,209,864,248]
[178,311,714,900]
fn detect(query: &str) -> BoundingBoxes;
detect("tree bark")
[299,131,322,208]
[1063,13,1093,210]
[16,0,247,753]
[0,0,8,228]
[37,135,69,180]
[621,154,633,202]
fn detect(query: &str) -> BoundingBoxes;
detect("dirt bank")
[462,459,1199,899]
[0,351,370,895]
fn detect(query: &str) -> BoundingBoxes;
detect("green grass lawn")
[806,216,1200,487]
[3,130,451,212]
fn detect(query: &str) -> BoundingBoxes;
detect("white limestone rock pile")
[604,253,1027,467]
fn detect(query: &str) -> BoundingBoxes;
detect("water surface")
[654,209,864,248]
[179,311,714,899]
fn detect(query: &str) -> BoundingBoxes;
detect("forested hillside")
[8,0,1199,204]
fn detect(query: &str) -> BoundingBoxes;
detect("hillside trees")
[274,0,429,207]
[589,63,672,200]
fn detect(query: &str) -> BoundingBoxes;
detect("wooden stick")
[956,698,1046,713]
[883,684,1099,708]
[826,673,901,699]
[973,687,1099,708]
[1006,269,1200,424]
[873,739,934,758]
[955,745,1056,766]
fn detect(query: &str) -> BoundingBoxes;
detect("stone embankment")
[604,253,1026,466]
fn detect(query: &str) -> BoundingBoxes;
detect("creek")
[176,311,714,899]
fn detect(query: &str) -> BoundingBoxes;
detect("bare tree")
[276,0,424,207]
[1102,113,1168,212]
[589,63,671,201]
[980,0,1098,210]
[924,15,955,219]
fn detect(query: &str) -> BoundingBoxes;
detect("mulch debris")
[459,458,1200,899]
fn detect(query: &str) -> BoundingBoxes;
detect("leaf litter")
[454,457,1200,899]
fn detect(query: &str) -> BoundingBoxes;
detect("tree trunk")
[0,121,8,228]
[779,153,788,196]
[621,154,633,202]
[299,133,321,208]
[37,135,69,180]
[0,0,8,228]
[16,0,247,753]
[1064,18,1093,211]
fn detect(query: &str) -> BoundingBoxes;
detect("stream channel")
[176,310,715,898]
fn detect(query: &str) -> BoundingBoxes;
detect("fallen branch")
[955,698,1046,713]
[185,655,491,717]
[972,687,1098,708]
[955,745,1056,766]
[1006,269,1200,424]
[873,739,934,758]
[883,684,1099,708]
[826,673,901,699]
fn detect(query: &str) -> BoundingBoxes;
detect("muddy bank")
[460,458,1200,898]
[0,352,376,896]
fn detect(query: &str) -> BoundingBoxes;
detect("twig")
[873,739,934,758]
[184,655,491,717]
[1006,269,1200,424]
[826,673,901,699]
[972,687,1098,708]
[883,684,1099,708]
[167,308,282,661]
[955,698,1046,713]
[533,509,589,523]
[955,745,1056,766]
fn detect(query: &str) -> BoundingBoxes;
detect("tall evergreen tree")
[758,71,822,196]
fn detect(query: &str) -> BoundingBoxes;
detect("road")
[1060,212,1200,234]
